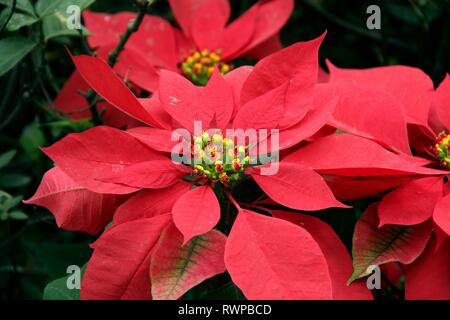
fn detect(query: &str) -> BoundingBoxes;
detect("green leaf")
[43,265,86,300]
[0,173,31,188]
[0,37,37,77]
[150,225,227,300]
[0,150,16,169]
[2,195,23,211]
[0,0,35,16]
[348,204,432,284]
[0,10,38,31]
[41,0,94,41]
[19,121,46,160]
[34,0,61,18]
[8,210,28,220]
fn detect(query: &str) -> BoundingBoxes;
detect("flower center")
[432,131,450,169]
[180,49,232,86]
[191,130,250,186]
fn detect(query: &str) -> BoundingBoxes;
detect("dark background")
[0,0,449,299]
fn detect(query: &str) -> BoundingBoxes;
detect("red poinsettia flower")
[53,0,293,126]
[26,36,378,300]
[318,65,450,299]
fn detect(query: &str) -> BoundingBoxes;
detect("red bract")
[27,36,378,299]
[323,65,450,299]
[53,0,294,125]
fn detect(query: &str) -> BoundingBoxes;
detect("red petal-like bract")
[114,182,190,224]
[42,126,164,194]
[406,237,450,300]
[325,176,412,201]
[348,204,432,283]
[158,70,213,132]
[327,82,411,154]
[252,161,347,210]
[233,82,288,130]
[432,193,450,236]
[126,127,175,153]
[98,159,185,189]
[81,214,172,300]
[285,134,443,176]
[225,210,332,299]
[273,210,373,300]
[378,176,443,226]
[201,70,234,129]
[238,0,294,56]
[432,74,450,131]
[328,63,434,127]
[54,71,139,128]
[241,33,323,106]
[150,224,226,300]
[71,54,160,126]
[172,185,220,245]
[24,167,120,235]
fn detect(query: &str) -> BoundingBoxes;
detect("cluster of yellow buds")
[191,131,250,186]
[180,49,232,86]
[432,131,450,169]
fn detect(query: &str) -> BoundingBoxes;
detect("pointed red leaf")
[168,0,230,40]
[328,64,434,127]
[220,5,257,60]
[432,74,450,130]
[252,161,347,210]
[99,159,185,189]
[191,0,229,50]
[71,54,159,126]
[159,70,213,132]
[114,182,191,224]
[126,127,175,153]
[378,176,443,226]
[285,134,444,176]
[138,93,173,130]
[233,82,288,130]
[405,237,450,300]
[201,70,234,129]
[42,126,164,194]
[348,204,432,283]
[81,214,172,299]
[150,223,226,300]
[432,193,450,236]
[326,175,412,201]
[172,185,220,245]
[239,0,294,55]
[223,66,253,112]
[273,210,373,300]
[241,33,323,106]
[83,11,136,48]
[277,83,336,150]
[24,167,121,235]
[328,82,411,154]
[225,210,332,299]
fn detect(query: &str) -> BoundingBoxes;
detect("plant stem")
[108,9,146,67]
[0,0,17,34]
[223,188,242,212]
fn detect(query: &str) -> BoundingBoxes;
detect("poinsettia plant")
[4,0,449,301]
[27,34,381,299]
[53,0,294,127]
[314,64,450,300]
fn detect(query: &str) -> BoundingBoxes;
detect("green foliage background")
[0,0,449,300]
